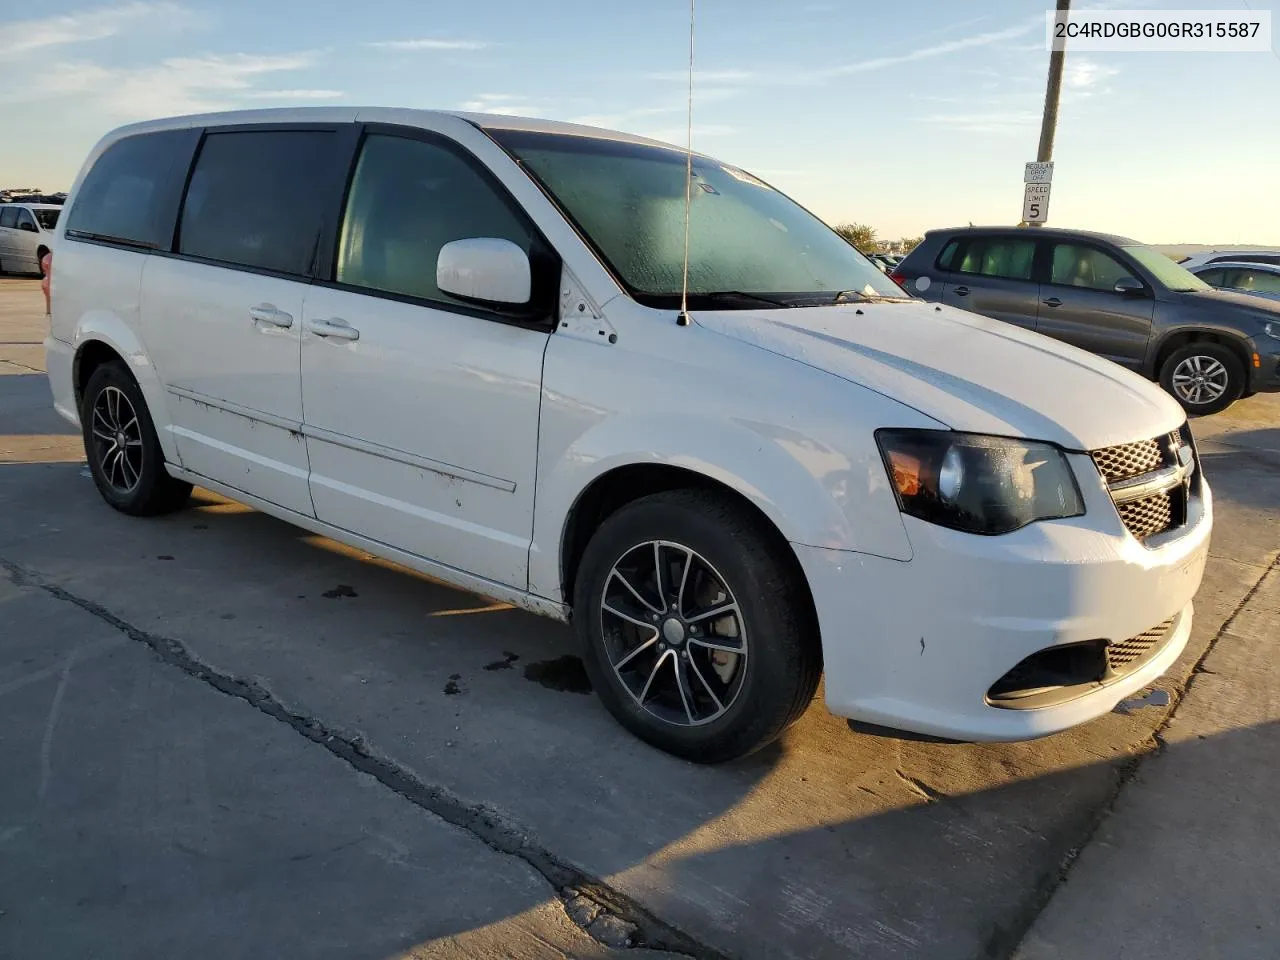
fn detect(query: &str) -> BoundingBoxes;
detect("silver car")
[0,203,60,275]
[1189,261,1280,303]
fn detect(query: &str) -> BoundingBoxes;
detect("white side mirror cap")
[437,238,531,306]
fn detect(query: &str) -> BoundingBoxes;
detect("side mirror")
[1114,276,1145,297]
[437,238,531,307]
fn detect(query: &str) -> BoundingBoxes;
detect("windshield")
[489,129,902,307]
[1122,244,1210,293]
[33,209,60,230]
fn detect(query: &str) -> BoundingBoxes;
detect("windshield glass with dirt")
[490,129,902,308]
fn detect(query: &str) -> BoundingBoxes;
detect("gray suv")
[894,226,1280,415]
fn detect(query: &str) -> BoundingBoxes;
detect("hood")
[1177,288,1280,316]
[695,300,1185,450]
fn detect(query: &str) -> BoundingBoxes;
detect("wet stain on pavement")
[523,655,592,694]
[321,584,358,599]
[444,673,463,695]
[483,651,520,671]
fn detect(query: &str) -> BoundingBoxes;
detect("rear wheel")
[1158,342,1244,416]
[573,490,821,763]
[81,361,191,515]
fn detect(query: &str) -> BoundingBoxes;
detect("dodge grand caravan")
[46,108,1211,761]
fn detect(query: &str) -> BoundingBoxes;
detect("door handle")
[306,317,360,342]
[249,304,293,329]
[953,285,969,296]
[1042,297,1063,308]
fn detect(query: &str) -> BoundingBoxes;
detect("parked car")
[0,202,60,275]
[893,226,1280,415]
[1177,249,1280,271]
[47,109,1210,761]
[1188,261,1280,303]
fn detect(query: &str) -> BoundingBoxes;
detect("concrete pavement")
[1,277,1277,959]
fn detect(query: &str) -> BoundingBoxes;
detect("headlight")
[875,429,1084,534]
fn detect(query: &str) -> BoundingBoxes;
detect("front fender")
[528,334,932,601]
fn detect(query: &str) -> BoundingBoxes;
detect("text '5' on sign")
[1023,182,1051,223]
[1024,161,1054,183]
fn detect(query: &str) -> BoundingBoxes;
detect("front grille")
[1092,438,1163,484]
[1091,428,1194,544]
[1116,491,1174,541]
[1107,617,1176,671]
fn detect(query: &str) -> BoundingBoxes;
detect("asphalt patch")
[321,584,358,599]
[483,651,520,671]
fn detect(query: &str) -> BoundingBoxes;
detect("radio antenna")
[676,0,696,327]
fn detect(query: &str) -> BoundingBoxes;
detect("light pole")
[1024,0,1069,227]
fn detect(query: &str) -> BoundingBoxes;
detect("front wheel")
[573,490,821,763]
[81,361,192,515]
[1158,342,1244,416]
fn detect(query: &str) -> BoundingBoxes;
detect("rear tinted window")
[178,130,335,276]
[936,238,960,270]
[955,236,1035,281]
[65,130,191,248]
[0,207,16,229]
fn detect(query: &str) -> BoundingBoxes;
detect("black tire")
[573,489,821,763]
[1158,342,1244,416]
[80,361,192,515]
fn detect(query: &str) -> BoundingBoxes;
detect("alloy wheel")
[599,540,748,727]
[1171,355,1229,405]
[90,385,144,494]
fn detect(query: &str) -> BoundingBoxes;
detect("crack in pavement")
[989,553,1280,960]
[893,769,947,805]
[0,557,719,960]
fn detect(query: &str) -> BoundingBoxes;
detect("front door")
[1036,242,1155,368]
[140,126,348,515]
[300,128,555,589]
[940,234,1040,331]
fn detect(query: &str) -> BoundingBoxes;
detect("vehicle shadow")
[0,458,1245,959]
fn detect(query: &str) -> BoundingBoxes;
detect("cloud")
[243,89,345,100]
[0,1,203,58]
[365,38,490,51]
[456,93,548,117]
[917,111,1040,134]
[1065,58,1120,90]
[11,52,321,118]
[820,20,1040,78]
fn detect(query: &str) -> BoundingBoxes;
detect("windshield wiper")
[692,291,796,309]
[830,290,906,304]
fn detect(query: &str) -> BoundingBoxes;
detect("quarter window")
[936,238,960,271]
[955,236,1035,281]
[1049,244,1132,292]
[335,133,538,307]
[64,130,190,248]
[179,130,335,276]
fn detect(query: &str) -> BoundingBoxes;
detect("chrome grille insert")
[1091,429,1194,544]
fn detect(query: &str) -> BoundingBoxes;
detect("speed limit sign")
[1023,182,1051,223]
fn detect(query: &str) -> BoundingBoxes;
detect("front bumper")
[1249,339,1280,392]
[797,465,1211,742]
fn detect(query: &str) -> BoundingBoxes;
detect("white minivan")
[46,108,1211,761]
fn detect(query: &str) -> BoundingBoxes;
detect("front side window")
[65,130,188,248]
[1049,244,1132,291]
[179,130,334,276]
[1195,268,1226,286]
[0,207,16,229]
[1225,268,1280,294]
[488,129,901,307]
[1120,244,1210,293]
[336,133,539,307]
[33,209,60,230]
[955,236,1035,281]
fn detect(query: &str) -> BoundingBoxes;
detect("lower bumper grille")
[988,615,1180,710]
[1116,492,1175,541]
[1107,617,1176,671]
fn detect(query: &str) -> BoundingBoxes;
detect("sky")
[1,0,1277,244]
